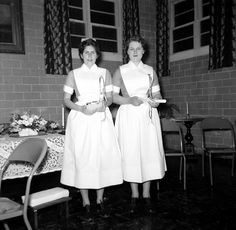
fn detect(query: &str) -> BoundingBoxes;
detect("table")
[0,134,65,180]
[174,116,204,154]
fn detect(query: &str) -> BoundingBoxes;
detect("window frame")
[70,0,122,62]
[169,0,209,62]
[0,0,25,54]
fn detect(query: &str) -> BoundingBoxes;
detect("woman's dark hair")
[78,38,101,62]
[125,35,147,52]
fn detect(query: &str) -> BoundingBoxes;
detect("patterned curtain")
[209,0,236,69]
[44,0,72,75]
[122,0,140,64]
[156,0,170,77]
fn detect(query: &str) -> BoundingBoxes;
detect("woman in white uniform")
[113,35,166,213]
[60,38,123,220]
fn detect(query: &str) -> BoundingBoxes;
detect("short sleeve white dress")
[60,64,123,189]
[114,61,167,183]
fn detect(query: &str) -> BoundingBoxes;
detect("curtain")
[122,0,140,64]
[209,0,236,69]
[156,0,170,77]
[44,0,72,75]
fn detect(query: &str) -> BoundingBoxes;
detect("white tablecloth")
[0,134,65,180]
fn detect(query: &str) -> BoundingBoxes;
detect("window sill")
[170,46,209,62]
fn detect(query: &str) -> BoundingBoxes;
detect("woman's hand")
[146,98,160,108]
[129,96,143,106]
[96,100,106,112]
[83,104,98,115]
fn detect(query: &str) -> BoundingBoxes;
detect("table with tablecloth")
[0,134,65,180]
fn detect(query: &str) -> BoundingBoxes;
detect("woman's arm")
[151,70,162,100]
[63,71,96,114]
[63,71,85,112]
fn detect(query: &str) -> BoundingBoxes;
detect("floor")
[2,156,236,230]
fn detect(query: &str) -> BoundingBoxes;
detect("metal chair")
[24,187,71,230]
[0,138,48,230]
[159,118,186,190]
[200,117,236,186]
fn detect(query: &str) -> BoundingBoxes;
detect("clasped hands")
[129,96,160,108]
[82,100,106,115]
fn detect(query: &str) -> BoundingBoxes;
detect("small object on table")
[62,105,65,129]
[186,101,190,118]
[175,117,204,154]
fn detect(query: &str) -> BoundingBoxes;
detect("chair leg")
[209,154,213,186]
[231,154,235,176]
[65,200,69,228]
[33,209,39,230]
[183,155,186,190]
[202,152,205,177]
[157,180,160,191]
[3,222,10,230]
[23,212,33,230]
[179,157,183,181]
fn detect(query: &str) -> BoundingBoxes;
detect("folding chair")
[159,118,186,190]
[200,117,236,186]
[0,138,47,230]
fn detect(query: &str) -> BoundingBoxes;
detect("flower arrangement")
[45,120,60,133]
[8,112,59,134]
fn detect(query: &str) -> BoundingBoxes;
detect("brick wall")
[0,0,64,123]
[1,0,235,152]
[0,0,157,124]
[139,0,156,68]
[160,55,236,151]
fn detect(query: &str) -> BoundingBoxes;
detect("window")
[68,0,122,61]
[170,0,210,61]
[0,0,25,54]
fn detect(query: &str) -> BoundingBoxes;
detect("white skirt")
[115,103,166,183]
[60,107,123,189]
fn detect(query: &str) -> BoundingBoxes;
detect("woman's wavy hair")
[125,35,147,52]
[78,38,101,63]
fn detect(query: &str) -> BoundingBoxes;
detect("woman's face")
[127,41,144,64]
[81,45,97,68]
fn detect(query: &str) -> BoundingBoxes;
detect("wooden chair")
[200,117,236,186]
[0,138,48,230]
[159,118,186,190]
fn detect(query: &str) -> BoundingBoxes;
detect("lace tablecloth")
[0,134,65,180]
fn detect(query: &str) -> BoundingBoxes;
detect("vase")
[18,128,38,137]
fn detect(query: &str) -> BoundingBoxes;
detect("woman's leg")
[130,182,139,198]
[96,188,104,203]
[80,189,90,206]
[142,181,151,198]
[80,189,93,221]
[130,183,139,213]
[142,181,154,213]
[96,188,109,217]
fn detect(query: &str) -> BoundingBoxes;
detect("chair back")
[0,138,48,230]
[161,118,184,154]
[200,117,236,149]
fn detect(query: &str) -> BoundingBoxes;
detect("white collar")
[128,61,144,69]
[81,63,98,72]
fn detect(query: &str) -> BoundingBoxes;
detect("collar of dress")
[127,61,144,69]
[81,63,98,72]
